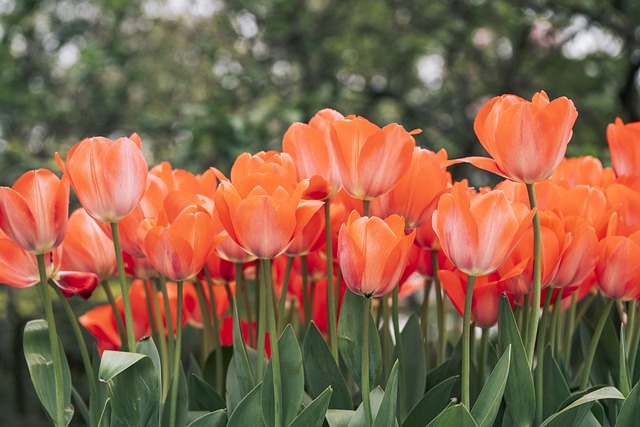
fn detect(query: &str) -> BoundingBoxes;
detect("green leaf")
[338,291,382,390]
[189,374,226,411]
[426,338,462,392]
[348,387,385,427]
[227,383,264,427]
[616,379,640,426]
[186,409,227,427]
[539,386,624,427]
[262,325,305,427]
[397,314,426,418]
[541,347,570,420]
[471,346,511,427]
[226,347,262,416]
[620,324,631,397]
[427,404,478,427]
[326,410,356,427]
[23,319,74,426]
[289,386,333,427]
[402,376,457,427]
[136,336,162,421]
[98,398,111,427]
[373,361,400,427]
[98,350,160,427]
[231,301,255,401]
[303,322,353,409]
[161,362,188,427]
[498,296,534,427]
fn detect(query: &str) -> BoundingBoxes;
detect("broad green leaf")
[289,386,333,427]
[616,379,640,426]
[338,291,382,390]
[427,404,478,427]
[262,325,305,427]
[373,361,400,427]
[471,346,511,427]
[326,410,356,427]
[24,319,74,426]
[186,409,227,427]
[231,301,255,400]
[402,376,457,427]
[539,386,624,427]
[202,346,233,395]
[541,347,570,420]
[189,374,226,411]
[137,336,162,422]
[227,383,264,427]
[348,387,385,427]
[498,296,534,427]
[98,398,111,427]
[620,324,631,397]
[99,350,160,427]
[161,362,188,427]
[225,346,262,416]
[426,338,462,392]
[397,314,426,419]
[303,322,353,409]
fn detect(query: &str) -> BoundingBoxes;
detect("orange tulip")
[183,281,234,328]
[61,208,116,281]
[0,169,69,254]
[432,183,535,277]
[549,156,615,188]
[283,108,345,197]
[143,205,218,281]
[607,118,640,178]
[595,231,640,301]
[337,210,415,297]
[285,205,325,256]
[330,116,416,200]
[371,147,449,229]
[55,133,148,222]
[455,91,577,183]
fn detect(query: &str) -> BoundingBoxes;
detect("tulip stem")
[381,296,392,382]
[564,292,578,371]
[435,275,446,365]
[363,200,370,217]
[256,260,267,380]
[580,298,614,390]
[626,301,637,356]
[159,276,175,378]
[325,199,339,361]
[203,267,224,393]
[54,285,99,427]
[628,304,640,378]
[277,256,294,335]
[151,279,170,402]
[525,183,542,368]
[142,280,158,337]
[362,295,373,427]
[169,280,184,427]
[535,289,554,425]
[461,274,476,408]
[194,280,214,360]
[392,286,406,422]
[302,255,311,330]
[36,254,65,427]
[235,263,254,346]
[262,259,283,427]
[110,222,136,352]
[101,280,128,349]
[421,278,432,370]
[549,289,563,358]
[478,327,489,393]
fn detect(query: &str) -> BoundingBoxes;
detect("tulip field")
[3,92,640,426]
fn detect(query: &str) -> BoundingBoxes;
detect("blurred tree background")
[0,0,639,424]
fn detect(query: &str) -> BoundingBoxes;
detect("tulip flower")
[337,210,415,297]
[607,118,640,178]
[330,116,416,201]
[550,156,615,188]
[432,183,535,277]
[454,91,577,183]
[595,231,640,301]
[56,134,148,223]
[0,169,69,254]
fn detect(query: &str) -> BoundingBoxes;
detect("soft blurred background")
[0,0,639,424]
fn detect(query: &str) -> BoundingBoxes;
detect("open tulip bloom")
[12,100,640,427]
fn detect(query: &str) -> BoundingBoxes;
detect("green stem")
[235,263,254,347]
[629,304,640,378]
[277,256,294,334]
[302,255,311,330]
[626,301,637,356]
[325,199,339,361]
[363,200,370,217]
[580,298,614,390]
[142,280,158,337]
[169,280,184,427]
[461,275,476,408]
[525,183,542,368]
[522,293,530,348]
[392,286,406,422]
[151,279,170,402]
[564,293,578,371]
[54,285,99,427]
[435,279,447,365]
[256,260,267,380]
[36,254,65,427]
[159,276,175,378]
[203,268,224,394]
[194,280,214,360]
[362,296,373,427]
[535,289,554,425]
[110,222,136,351]
[381,297,392,382]
[421,277,432,370]
[262,259,283,427]
[549,288,563,358]
[478,327,489,395]
[101,280,127,348]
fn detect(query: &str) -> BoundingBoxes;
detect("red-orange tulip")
[595,231,640,301]
[0,169,69,254]
[607,118,640,178]
[330,116,416,200]
[456,91,577,183]
[56,134,148,222]
[337,210,415,297]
